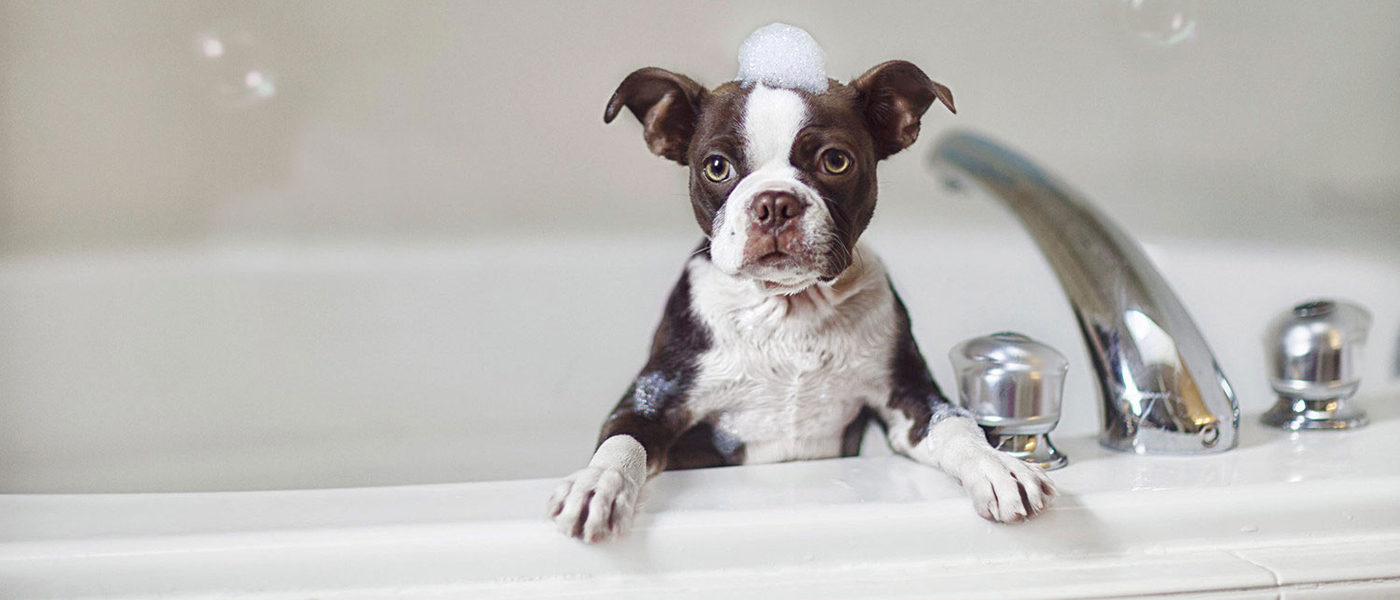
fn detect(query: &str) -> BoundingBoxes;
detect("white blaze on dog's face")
[706,84,834,291]
[603,24,955,291]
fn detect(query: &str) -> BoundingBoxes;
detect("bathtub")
[3,225,1399,598]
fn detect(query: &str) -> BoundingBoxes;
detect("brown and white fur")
[547,58,1055,543]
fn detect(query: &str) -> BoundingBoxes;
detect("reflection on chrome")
[950,332,1070,470]
[930,130,1240,454]
[1262,299,1371,430]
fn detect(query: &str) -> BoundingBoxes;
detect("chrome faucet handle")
[1262,299,1372,430]
[950,332,1069,470]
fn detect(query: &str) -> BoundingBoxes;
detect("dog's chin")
[708,232,854,294]
[730,254,839,295]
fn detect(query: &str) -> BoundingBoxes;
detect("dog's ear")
[850,60,955,160]
[605,68,709,165]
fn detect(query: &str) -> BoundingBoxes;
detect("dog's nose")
[750,191,806,230]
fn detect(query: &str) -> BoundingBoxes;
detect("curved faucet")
[928,130,1240,454]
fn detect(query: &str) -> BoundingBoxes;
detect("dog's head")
[604,27,953,293]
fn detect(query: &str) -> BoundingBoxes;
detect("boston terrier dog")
[548,24,1055,543]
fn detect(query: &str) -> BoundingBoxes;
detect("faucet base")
[987,431,1068,471]
[1261,396,1369,431]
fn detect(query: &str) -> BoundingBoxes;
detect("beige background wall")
[2,0,1398,255]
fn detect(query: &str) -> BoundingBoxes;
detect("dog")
[548,25,1055,543]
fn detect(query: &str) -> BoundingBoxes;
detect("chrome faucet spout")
[929,130,1240,454]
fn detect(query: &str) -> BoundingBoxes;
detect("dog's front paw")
[960,449,1056,523]
[546,465,641,543]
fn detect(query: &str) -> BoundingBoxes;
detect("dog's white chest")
[684,246,899,463]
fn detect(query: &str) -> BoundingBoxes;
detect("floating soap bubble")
[194,25,277,109]
[1118,0,1199,47]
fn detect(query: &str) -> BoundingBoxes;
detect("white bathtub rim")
[4,406,1400,598]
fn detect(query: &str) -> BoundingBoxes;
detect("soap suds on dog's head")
[735,23,828,94]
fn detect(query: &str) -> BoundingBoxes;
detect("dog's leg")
[547,432,649,543]
[547,380,699,543]
[886,411,1056,522]
[548,262,709,543]
[878,284,1056,522]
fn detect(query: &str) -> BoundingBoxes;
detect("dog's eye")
[702,155,732,183]
[820,150,852,175]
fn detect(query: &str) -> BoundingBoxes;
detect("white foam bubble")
[735,23,828,94]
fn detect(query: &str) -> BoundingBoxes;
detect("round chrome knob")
[1261,299,1371,430]
[950,332,1069,470]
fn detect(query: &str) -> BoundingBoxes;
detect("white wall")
[2,0,1398,254]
